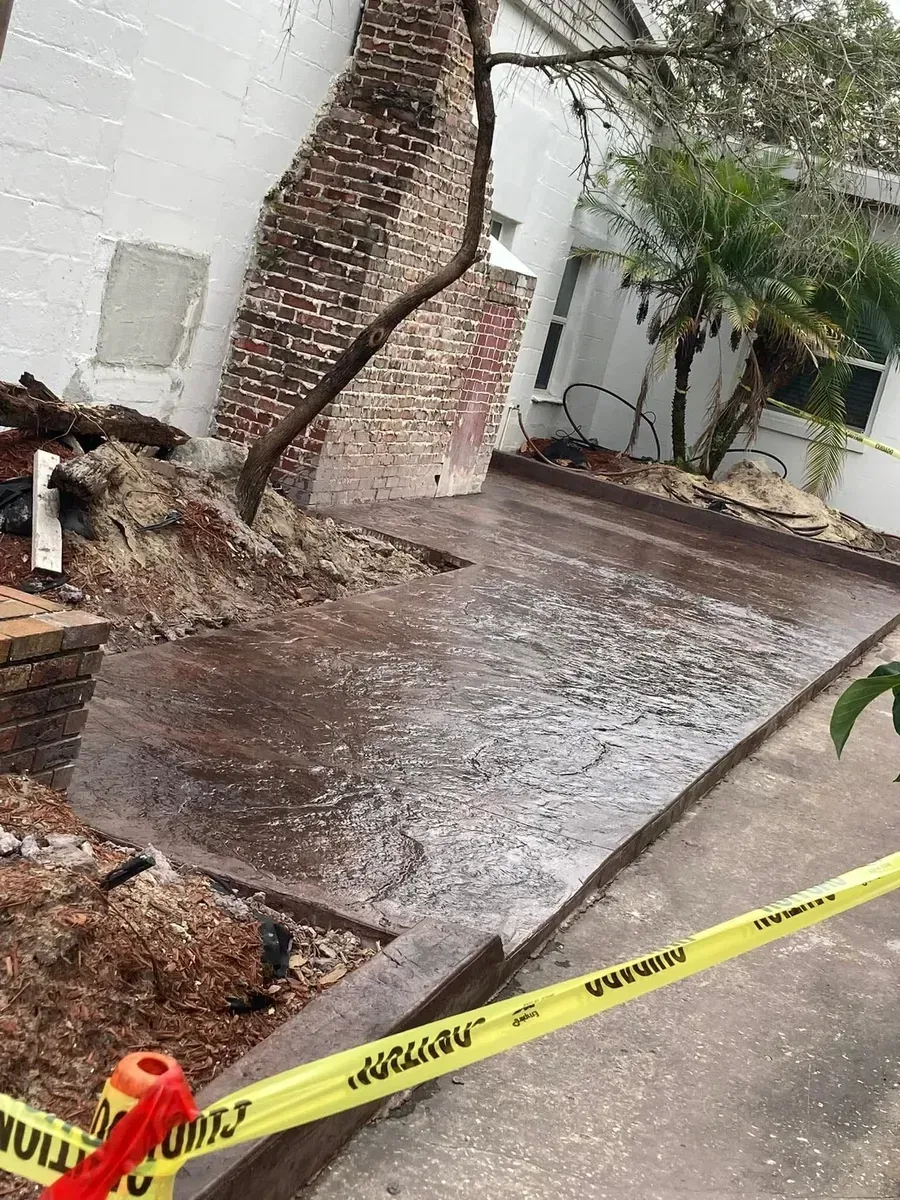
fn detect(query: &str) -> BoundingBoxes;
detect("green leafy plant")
[701,216,900,495]
[580,146,837,467]
[831,662,900,776]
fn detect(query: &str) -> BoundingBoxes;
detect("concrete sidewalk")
[304,630,900,1200]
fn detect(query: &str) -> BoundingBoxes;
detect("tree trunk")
[703,341,798,476]
[0,377,188,448]
[234,0,497,526]
[671,334,697,466]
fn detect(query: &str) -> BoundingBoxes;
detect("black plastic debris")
[138,509,182,533]
[541,437,588,470]
[227,991,271,1015]
[259,918,293,979]
[98,853,155,892]
[19,570,66,594]
[0,476,32,535]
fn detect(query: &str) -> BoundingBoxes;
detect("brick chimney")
[216,0,533,506]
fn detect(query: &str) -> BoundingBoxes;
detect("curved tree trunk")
[671,333,697,465]
[704,341,798,476]
[235,0,497,525]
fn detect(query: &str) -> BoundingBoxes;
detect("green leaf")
[830,662,900,757]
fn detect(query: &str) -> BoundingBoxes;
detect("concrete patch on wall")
[97,242,208,369]
[62,242,209,428]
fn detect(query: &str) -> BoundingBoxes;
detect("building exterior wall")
[0,0,642,504]
[490,2,632,452]
[0,0,360,431]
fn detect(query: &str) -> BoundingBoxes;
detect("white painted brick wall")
[0,0,634,442]
[491,0,631,449]
[0,0,361,429]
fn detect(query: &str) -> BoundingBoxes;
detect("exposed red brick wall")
[215,0,534,506]
[0,587,108,789]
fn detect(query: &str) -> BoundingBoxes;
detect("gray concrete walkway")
[72,473,900,958]
[304,630,900,1200]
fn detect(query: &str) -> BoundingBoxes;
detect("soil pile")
[626,459,883,551]
[0,776,376,1199]
[521,439,886,554]
[0,437,441,651]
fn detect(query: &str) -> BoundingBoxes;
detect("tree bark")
[703,342,798,475]
[671,333,697,465]
[234,0,497,525]
[0,0,14,61]
[50,444,125,503]
[0,377,188,448]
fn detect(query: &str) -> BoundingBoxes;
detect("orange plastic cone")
[42,1053,196,1200]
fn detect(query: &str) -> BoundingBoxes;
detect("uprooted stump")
[0,377,188,448]
[49,442,125,502]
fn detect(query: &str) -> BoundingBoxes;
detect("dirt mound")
[522,440,886,554]
[0,776,375,1200]
[3,440,440,651]
[624,459,882,550]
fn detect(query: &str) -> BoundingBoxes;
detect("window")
[534,255,583,392]
[489,213,516,249]
[771,323,887,432]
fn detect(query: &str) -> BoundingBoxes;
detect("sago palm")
[703,214,900,494]
[581,147,838,466]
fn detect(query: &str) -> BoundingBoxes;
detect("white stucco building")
[2,0,899,531]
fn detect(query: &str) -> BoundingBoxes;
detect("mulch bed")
[0,777,377,1199]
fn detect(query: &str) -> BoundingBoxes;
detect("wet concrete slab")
[73,473,900,955]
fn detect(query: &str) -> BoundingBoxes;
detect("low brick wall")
[0,586,108,789]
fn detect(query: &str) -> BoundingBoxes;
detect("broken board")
[31,449,62,573]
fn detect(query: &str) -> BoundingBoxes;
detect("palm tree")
[701,215,900,494]
[581,147,838,467]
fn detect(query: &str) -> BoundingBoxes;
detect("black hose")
[516,407,565,468]
[717,448,789,479]
[562,383,662,462]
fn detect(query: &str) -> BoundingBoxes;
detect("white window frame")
[760,352,888,453]
[489,213,517,249]
[532,253,585,399]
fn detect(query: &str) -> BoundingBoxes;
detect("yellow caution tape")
[768,399,900,459]
[4,848,900,1191]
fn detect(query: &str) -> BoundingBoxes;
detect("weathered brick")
[78,649,104,677]
[0,747,35,774]
[32,736,81,771]
[51,764,75,790]
[3,618,64,661]
[0,585,61,612]
[45,679,97,712]
[0,599,43,620]
[14,712,68,749]
[63,708,90,737]
[29,653,81,688]
[40,610,111,650]
[0,664,32,694]
[0,687,49,723]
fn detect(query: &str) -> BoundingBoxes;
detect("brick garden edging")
[0,586,107,787]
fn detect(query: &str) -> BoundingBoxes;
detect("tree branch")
[486,38,733,70]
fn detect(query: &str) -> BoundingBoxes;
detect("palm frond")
[800,358,854,496]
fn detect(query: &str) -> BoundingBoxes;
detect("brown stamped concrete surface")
[73,473,900,954]
[303,632,900,1200]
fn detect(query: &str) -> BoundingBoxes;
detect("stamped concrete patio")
[72,473,900,956]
